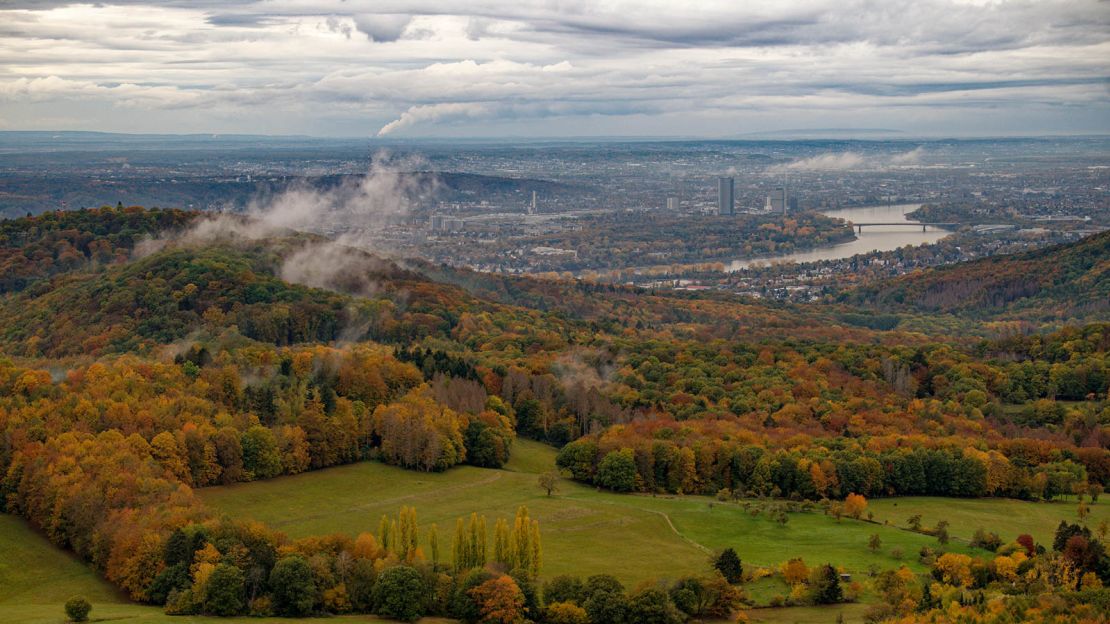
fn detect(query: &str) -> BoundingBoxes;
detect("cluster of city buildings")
[713,176,798,216]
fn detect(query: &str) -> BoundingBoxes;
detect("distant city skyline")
[1,1,1108,138]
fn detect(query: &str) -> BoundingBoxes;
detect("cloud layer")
[0,1,1107,136]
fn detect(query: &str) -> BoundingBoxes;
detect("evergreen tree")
[713,548,743,584]
[810,564,843,605]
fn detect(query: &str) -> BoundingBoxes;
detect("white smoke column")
[377,102,491,136]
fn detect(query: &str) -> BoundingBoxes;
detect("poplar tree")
[453,518,467,572]
[429,523,440,566]
[529,520,542,577]
[494,518,511,567]
[477,515,488,566]
[379,515,392,555]
[511,506,532,573]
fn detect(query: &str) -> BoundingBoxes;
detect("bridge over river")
[848,221,958,232]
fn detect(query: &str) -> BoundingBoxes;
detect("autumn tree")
[469,575,526,624]
[545,601,589,624]
[844,493,867,520]
[782,558,809,585]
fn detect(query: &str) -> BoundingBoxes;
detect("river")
[726,203,951,271]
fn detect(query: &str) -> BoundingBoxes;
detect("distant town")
[1,133,1106,300]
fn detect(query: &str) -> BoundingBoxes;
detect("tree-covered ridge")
[842,230,1110,320]
[0,205,199,293]
[0,238,495,358]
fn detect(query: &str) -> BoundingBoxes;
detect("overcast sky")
[1,1,1108,137]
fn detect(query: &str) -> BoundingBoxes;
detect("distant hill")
[843,230,1110,320]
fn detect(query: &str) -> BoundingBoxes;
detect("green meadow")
[866,495,1106,545]
[200,439,1095,586]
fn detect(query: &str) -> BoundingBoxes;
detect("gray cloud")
[0,1,1107,136]
[353,14,412,42]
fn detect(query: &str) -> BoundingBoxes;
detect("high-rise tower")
[717,177,734,215]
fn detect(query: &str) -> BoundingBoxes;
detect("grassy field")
[867,495,1109,545]
[201,440,1000,586]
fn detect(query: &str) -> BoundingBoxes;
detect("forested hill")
[842,230,1109,321]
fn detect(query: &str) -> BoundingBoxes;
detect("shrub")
[64,596,91,622]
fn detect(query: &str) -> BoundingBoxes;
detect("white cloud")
[773,152,867,172]
[889,147,926,165]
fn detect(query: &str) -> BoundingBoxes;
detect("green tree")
[240,425,283,479]
[203,563,245,616]
[627,588,683,624]
[581,574,628,623]
[596,448,637,492]
[543,575,585,605]
[269,556,317,617]
[348,559,377,612]
[373,565,427,622]
[583,589,629,624]
[935,520,950,545]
